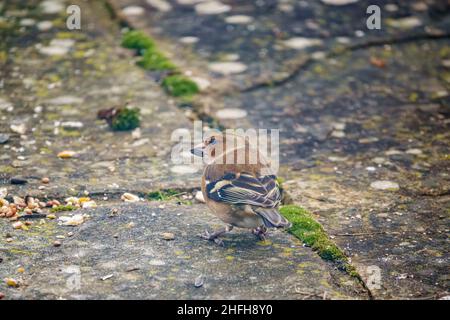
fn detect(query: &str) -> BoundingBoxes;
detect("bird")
[191,131,291,246]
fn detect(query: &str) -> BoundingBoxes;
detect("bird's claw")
[200,229,225,246]
[200,229,211,240]
[252,226,268,241]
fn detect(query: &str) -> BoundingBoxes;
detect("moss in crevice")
[137,49,176,71]
[121,30,199,98]
[50,204,77,213]
[280,204,364,282]
[147,189,192,205]
[280,205,373,297]
[121,30,155,51]
[162,75,199,97]
[280,205,347,261]
[147,189,180,201]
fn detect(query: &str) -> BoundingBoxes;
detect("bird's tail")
[254,208,292,229]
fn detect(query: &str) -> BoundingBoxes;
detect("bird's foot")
[200,226,233,247]
[252,226,268,241]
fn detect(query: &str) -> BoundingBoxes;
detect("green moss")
[50,204,77,213]
[122,30,156,51]
[162,75,199,97]
[111,107,140,131]
[137,50,176,71]
[147,189,181,201]
[280,204,365,282]
[121,29,199,98]
[59,128,81,137]
[280,205,346,262]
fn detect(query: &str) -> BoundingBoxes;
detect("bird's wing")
[206,172,281,208]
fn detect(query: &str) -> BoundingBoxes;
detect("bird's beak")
[191,142,205,157]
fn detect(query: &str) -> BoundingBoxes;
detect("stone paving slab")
[0,0,199,199]
[0,202,366,299]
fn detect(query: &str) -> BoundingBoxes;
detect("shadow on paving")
[0,202,367,299]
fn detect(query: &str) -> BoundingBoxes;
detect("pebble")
[195,1,231,15]
[330,130,345,138]
[195,191,205,203]
[47,214,56,219]
[38,39,76,56]
[161,232,175,240]
[388,17,422,29]
[208,61,247,75]
[370,180,400,191]
[41,177,50,184]
[5,278,19,288]
[215,108,247,120]
[122,6,145,16]
[385,149,403,156]
[372,157,386,165]
[12,221,23,229]
[146,0,172,12]
[131,128,142,140]
[121,192,140,202]
[0,134,9,144]
[40,0,64,14]
[177,0,204,4]
[385,4,398,12]
[59,214,87,226]
[191,77,211,91]
[10,123,27,135]
[20,18,35,27]
[53,240,62,247]
[57,150,76,159]
[81,200,97,209]
[179,36,199,44]
[282,37,323,50]
[37,21,53,31]
[406,148,422,155]
[358,137,379,144]
[61,121,83,129]
[225,15,254,24]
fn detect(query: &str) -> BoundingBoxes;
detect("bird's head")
[190,131,248,163]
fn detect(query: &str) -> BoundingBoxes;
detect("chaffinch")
[191,131,291,245]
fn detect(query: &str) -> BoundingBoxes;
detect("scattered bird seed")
[161,232,175,240]
[101,274,114,281]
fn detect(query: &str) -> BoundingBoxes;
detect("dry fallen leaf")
[370,57,386,68]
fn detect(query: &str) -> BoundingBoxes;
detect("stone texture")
[0,202,366,299]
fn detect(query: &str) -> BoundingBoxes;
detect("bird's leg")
[252,225,268,241]
[200,225,233,246]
